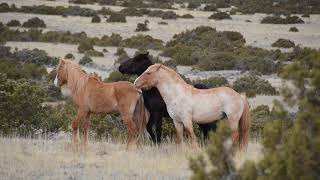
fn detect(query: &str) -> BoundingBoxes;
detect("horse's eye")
[146,72,151,75]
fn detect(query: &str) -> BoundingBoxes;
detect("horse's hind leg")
[121,113,136,147]
[226,112,242,147]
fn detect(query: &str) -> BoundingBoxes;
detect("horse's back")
[111,81,140,105]
[191,86,244,123]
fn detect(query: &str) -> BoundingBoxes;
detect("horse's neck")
[137,62,154,75]
[156,74,191,104]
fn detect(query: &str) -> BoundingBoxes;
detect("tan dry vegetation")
[0,136,262,180]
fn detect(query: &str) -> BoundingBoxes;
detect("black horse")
[119,52,218,144]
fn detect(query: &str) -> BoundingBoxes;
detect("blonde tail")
[239,97,251,151]
[133,94,149,142]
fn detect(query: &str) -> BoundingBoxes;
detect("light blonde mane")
[62,59,90,97]
[155,64,188,84]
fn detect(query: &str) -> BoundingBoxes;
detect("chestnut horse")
[134,64,251,151]
[54,59,148,146]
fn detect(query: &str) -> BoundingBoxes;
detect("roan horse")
[134,64,251,151]
[119,53,218,144]
[54,59,148,146]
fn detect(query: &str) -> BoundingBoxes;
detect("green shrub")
[6,19,21,27]
[91,15,101,23]
[261,15,304,24]
[18,5,97,17]
[86,50,104,57]
[115,47,127,56]
[289,26,299,32]
[79,54,93,65]
[99,33,123,46]
[162,43,194,64]
[196,51,236,71]
[193,76,229,88]
[0,74,69,136]
[161,11,178,20]
[98,7,114,15]
[172,49,195,66]
[187,2,200,9]
[120,34,164,50]
[64,53,75,59]
[158,21,168,25]
[0,59,47,80]
[208,12,232,20]
[180,14,194,19]
[78,40,94,53]
[119,7,146,17]
[135,21,149,32]
[166,26,244,51]
[250,105,273,138]
[11,47,58,66]
[107,13,126,23]
[22,17,46,28]
[104,71,135,83]
[229,8,238,15]
[115,52,129,64]
[302,13,310,18]
[272,38,295,48]
[233,75,277,97]
[189,122,234,180]
[70,0,94,4]
[215,0,231,8]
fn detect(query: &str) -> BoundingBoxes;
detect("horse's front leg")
[173,120,184,145]
[72,110,88,144]
[146,112,157,143]
[82,112,91,146]
[183,118,199,149]
[155,114,163,144]
[122,113,136,148]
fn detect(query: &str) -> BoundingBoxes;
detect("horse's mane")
[156,64,187,84]
[63,59,91,97]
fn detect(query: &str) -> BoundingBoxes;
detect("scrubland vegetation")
[261,15,304,24]
[162,26,282,75]
[272,38,295,48]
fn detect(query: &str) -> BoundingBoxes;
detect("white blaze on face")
[54,74,59,87]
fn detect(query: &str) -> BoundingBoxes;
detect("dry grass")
[0,134,262,180]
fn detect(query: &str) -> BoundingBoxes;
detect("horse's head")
[54,58,68,87]
[134,64,162,90]
[119,52,152,75]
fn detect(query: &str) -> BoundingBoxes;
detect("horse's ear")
[144,52,149,56]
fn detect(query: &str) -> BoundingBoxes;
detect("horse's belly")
[192,111,222,123]
[192,99,223,123]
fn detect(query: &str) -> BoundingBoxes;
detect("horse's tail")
[133,93,149,141]
[239,95,251,151]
